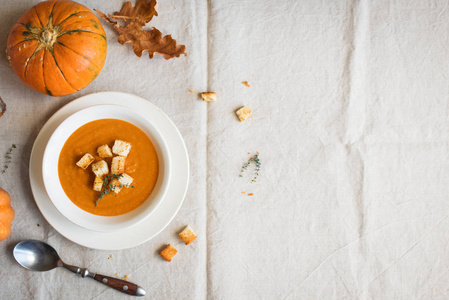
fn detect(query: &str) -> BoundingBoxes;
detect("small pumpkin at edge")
[6,0,107,97]
[0,187,15,241]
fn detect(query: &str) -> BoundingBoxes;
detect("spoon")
[13,240,146,297]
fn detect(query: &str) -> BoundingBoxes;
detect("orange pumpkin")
[6,0,107,97]
[0,187,14,241]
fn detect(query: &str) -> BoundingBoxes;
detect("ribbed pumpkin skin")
[0,188,14,241]
[6,0,107,97]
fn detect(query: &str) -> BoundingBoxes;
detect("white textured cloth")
[1,0,449,299]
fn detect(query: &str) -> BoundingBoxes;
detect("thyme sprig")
[239,152,261,183]
[251,153,261,183]
[1,144,16,174]
[95,174,124,206]
[239,161,251,177]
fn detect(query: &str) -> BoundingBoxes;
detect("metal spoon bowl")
[13,240,146,296]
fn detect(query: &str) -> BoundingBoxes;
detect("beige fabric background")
[1,0,449,299]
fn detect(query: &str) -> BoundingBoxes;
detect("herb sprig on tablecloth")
[0,97,6,118]
[1,144,16,174]
[239,152,261,183]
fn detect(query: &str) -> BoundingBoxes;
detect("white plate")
[42,105,171,232]
[29,92,189,250]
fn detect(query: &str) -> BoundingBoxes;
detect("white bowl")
[42,104,171,232]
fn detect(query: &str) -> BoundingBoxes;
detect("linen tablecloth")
[2,0,449,299]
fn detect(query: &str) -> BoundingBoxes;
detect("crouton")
[201,92,217,102]
[92,160,109,177]
[236,106,251,122]
[112,140,131,157]
[111,156,126,175]
[159,244,177,262]
[93,176,103,192]
[178,225,197,245]
[76,153,94,169]
[109,178,122,194]
[97,144,113,158]
[119,173,133,187]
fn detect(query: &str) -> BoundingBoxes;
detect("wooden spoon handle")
[92,274,146,296]
[62,264,146,296]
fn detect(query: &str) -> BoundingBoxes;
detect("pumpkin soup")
[58,119,159,216]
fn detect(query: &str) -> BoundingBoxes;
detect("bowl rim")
[41,104,171,232]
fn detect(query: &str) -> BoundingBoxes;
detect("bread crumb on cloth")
[178,225,197,245]
[236,106,251,122]
[201,92,217,102]
[160,244,177,262]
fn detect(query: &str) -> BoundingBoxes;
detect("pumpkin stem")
[39,28,58,49]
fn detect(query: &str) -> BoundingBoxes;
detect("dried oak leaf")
[113,0,158,24]
[0,97,6,118]
[96,0,186,60]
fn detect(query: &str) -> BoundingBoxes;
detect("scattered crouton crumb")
[201,92,217,102]
[189,89,194,93]
[242,81,250,87]
[108,254,113,259]
[248,193,254,196]
[236,106,251,122]
[124,275,129,280]
[160,244,177,262]
[178,225,197,245]
[241,191,246,194]
[115,273,118,276]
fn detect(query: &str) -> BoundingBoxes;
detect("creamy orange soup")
[58,119,159,216]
